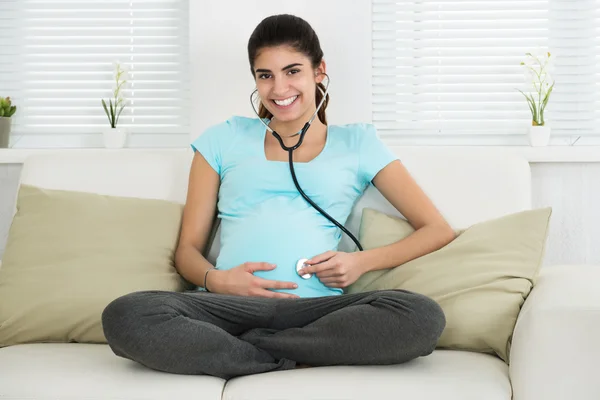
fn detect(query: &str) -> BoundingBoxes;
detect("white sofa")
[1,147,599,400]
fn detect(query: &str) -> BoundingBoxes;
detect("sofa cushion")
[0,184,190,347]
[0,343,225,399]
[346,207,552,362]
[222,350,511,400]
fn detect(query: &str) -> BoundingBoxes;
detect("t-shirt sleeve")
[358,123,399,186]
[190,119,234,176]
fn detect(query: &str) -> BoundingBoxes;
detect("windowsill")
[1,145,600,164]
[0,147,189,164]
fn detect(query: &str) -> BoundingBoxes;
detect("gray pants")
[101,289,445,380]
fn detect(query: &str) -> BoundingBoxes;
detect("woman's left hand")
[298,251,365,288]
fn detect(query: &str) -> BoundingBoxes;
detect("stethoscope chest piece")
[296,258,312,279]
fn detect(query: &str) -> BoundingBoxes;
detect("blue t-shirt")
[190,116,398,298]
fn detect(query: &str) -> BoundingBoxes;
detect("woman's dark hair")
[248,14,329,125]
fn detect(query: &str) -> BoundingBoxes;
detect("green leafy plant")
[101,62,127,128]
[518,52,555,126]
[0,96,17,118]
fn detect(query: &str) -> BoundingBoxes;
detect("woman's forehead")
[255,46,309,68]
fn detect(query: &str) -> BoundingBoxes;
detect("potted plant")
[518,52,555,146]
[0,96,17,148]
[101,62,128,148]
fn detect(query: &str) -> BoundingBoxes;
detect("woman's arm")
[299,160,456,287]
[174,152,221,288]
[357,160,456,272]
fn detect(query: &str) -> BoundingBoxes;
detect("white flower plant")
[518,52,555,126]
[101,62,128,128]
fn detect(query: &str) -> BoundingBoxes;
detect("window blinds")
[372,0,600,141]
[0,0,189,136]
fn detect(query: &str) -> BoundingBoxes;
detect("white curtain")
[372,0,600,142]
[0,0,189,136]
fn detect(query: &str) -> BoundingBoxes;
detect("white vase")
[0,117,11,148]
[102,127,128,148]
[528,125,551,147]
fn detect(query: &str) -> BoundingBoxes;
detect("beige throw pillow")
[346,207,552,362]
[0,184,190,347]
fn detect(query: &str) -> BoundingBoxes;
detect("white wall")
[189,0,372,139]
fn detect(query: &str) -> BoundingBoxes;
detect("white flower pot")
[528,125,551,147]
[0,117,11,148]
[102,127,128,148]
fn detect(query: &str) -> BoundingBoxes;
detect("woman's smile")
[272,94,300,109]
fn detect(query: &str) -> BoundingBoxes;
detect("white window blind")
[0,0,189,137]
[372,0,600,143]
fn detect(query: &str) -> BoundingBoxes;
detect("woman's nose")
[272,77,290,96]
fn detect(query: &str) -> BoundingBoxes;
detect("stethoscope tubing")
[250,74,364,252]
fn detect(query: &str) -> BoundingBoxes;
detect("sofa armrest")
[509,265,600,400]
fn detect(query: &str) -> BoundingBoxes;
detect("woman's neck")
[268,107,326,137]
[273,117,325,137]
[266,114,327,147]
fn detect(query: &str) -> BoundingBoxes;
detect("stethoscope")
[250,73,364,280]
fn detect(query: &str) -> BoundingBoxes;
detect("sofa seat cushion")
[222,350,511,400]
[0,343,225,400]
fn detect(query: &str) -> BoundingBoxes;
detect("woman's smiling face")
[253,45,324,123]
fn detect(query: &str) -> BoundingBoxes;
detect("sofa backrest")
[17,147,531,260]
[18,150,193,203]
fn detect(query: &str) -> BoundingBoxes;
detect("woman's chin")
[270,112,303,123]
[271,106,312,122]
[273,114,298,122]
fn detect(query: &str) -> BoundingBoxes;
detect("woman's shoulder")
[225,115,264,131]
[329,121,377,145]
[195,115,262,139]
[331,121,375,134]
[208,115,261,131]
[227,116,266,139]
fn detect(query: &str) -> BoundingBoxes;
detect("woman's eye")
[258,70,299,79]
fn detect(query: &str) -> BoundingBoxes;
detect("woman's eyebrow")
[255,63,303,73]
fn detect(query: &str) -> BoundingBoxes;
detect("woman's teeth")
[273,95,298,107]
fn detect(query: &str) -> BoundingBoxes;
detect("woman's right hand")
[208,262,300,299]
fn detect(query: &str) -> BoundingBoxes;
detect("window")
[0,0,189,146]
[372,0,600,145]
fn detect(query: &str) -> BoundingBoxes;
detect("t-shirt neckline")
[259,118,330,165]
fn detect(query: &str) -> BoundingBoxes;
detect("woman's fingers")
[316,268,343,278]
[251,278,300,298]
[306,251,336,265]
[251,287,299,298]
[257,278,298,290]
[319,277,343,286]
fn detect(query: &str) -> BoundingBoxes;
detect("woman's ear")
[315,60,327,83]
